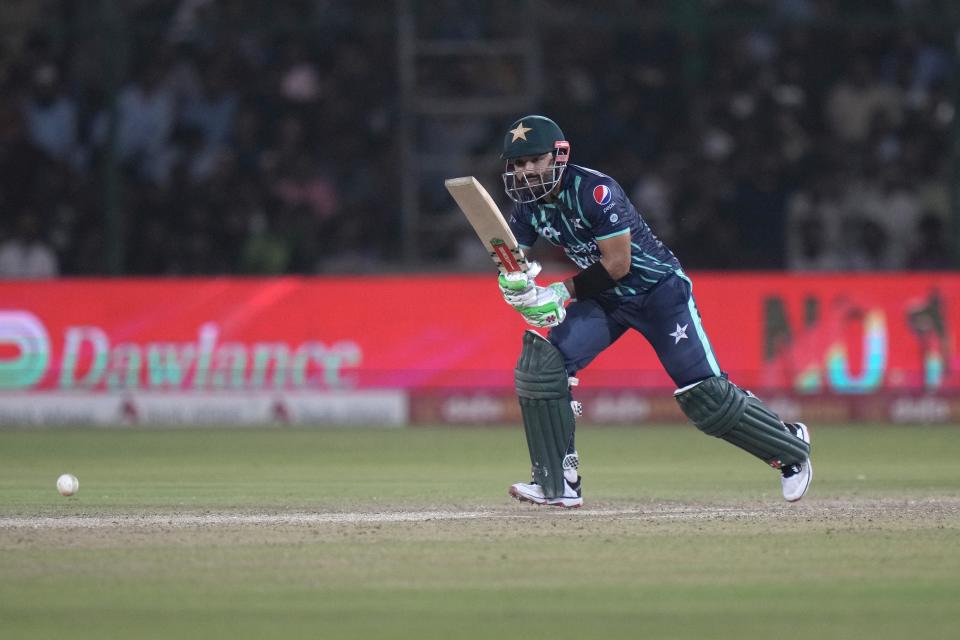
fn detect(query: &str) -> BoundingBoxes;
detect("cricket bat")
[444,176,532,274]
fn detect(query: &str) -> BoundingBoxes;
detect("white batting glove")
[497,261,542,307]
[516,282,571,327]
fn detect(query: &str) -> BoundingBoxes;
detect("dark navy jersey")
[508,164,682,303]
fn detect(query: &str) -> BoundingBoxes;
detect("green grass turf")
[1,424,959,640]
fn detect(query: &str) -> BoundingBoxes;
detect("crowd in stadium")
[534,4,955,272]
[0,0,955,277]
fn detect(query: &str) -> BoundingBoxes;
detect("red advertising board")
[1,274,958,392]
[1,274,959,424]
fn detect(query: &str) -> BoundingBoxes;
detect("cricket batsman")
[498,115,812,508]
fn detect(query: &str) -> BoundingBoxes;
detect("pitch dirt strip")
[0,507,684,529]
[2,498,957,529]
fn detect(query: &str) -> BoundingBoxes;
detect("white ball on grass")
[56,473,79,497]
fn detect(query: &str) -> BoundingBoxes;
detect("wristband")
[572,261,617,299]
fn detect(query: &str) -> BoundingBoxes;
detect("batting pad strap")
[674,376,809,468]
[515,331,577,499]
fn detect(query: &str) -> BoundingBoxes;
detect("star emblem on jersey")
[669,323,689,344]
[509,122,532,142]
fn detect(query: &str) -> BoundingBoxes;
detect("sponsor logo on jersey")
[609,213,619,223]
[566,240,598,255]
[592,185,612,206]
[537,225,561,242]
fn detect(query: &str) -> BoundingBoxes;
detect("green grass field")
[2,424,959,640]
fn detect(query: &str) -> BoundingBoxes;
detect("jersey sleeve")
[508,206,538,249]
[577,176,635,241]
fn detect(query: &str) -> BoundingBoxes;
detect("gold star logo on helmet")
[509,122,532,142]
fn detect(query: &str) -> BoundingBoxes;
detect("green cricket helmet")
[500,115,570,204]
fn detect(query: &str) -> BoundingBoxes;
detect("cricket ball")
[56,473,79,497]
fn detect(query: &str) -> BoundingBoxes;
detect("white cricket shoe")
[509,476,583,509]
[781,422,813,502]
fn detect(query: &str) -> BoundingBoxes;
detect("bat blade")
[444,176,530,274]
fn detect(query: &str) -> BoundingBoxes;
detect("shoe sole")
[785,423,813,502]
[508,486,583,509]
